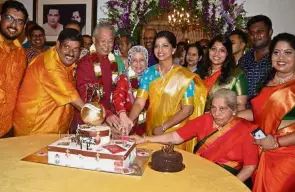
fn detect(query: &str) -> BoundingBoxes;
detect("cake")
[47,124,136,173]
[150,143,184,172]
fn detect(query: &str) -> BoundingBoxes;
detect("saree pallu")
[194,116,257,188]
[204,67,248,110]
[146,66,207,152]
[196,117,257,170]
[251,80,295,192]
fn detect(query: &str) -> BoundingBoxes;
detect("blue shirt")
[239,49,272,105]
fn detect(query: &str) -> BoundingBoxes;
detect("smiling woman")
[123,31,207,153]
[199,35,248,111]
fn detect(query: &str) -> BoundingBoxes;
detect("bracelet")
[274,136,280,148]
[143,135,149,143]
[161,123,167,131]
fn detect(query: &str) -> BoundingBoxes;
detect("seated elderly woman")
[112,46,148,135]
[130,88,258,187]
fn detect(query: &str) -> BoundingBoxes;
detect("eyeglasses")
[2,14,25,26]
[201,45,208,49]
[61,43,80,54]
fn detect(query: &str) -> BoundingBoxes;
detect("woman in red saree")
[130,88,258,187]
[238,33,295,192]
[199,35,248,111]
[112,46,148,135]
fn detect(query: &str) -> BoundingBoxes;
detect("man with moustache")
[75,22,122,135]
[0,0,28,138]
[239,15,273,106]
[143,28,157,67]
[25,25,49,63]
[13,29,86,136]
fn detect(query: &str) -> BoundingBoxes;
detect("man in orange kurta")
[13,28,85,136]
[0,1,28,138]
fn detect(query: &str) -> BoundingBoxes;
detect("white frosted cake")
[47,125,136,173]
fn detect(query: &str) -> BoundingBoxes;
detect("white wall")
[19,0,34,21]
[237,0,295,36]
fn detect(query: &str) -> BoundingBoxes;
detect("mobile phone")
[251,128,267,139]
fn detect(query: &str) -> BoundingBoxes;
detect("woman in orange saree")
[238,33,295,192]
[130,89,258,187]
[199,35,248,111]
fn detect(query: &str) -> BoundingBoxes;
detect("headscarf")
[127,45,149,67]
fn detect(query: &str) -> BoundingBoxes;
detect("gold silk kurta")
[137,66,207,152]
[13,47,80,136]
[0,35,26,137]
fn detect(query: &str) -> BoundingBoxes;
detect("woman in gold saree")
[198,35,248,111]
[122,31,207,152]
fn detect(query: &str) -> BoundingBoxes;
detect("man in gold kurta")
[13,28,85,136]
[0,1,28,138]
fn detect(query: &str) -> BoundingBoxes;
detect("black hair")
[47,5,60,14]
[65,20,81,32]
[177,41,187,48]
[183,42,204,68]
[153,30,177,48]
[198,34,235,85]
[247,15,272,32]
[118,34,133,46]
[1,0,28,22]
[259,33,295,90]
[82,34,92,39]
[57,28,82,45]
[230,29,248,45]
[28,25,45,37]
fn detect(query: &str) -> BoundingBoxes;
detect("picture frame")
[36,0,97,42]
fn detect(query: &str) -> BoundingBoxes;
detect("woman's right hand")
[119,112,134,135]
[128,135,146,144]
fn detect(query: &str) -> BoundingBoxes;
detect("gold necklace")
[158,64,174,84]
[274,73,295,85]
[210,68,221,75]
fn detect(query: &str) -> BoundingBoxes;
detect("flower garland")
[103,0,246,38]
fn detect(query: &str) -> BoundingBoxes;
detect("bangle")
[274,136,280,148]
[162,123,167,131]
[143,135,149,143]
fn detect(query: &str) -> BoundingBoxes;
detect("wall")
[237,0,295,36]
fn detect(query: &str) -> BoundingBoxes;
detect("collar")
[0,33,22,50]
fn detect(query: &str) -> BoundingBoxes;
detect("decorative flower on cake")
[104,0,246,38]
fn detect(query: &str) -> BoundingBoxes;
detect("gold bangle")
[143,135,149,143]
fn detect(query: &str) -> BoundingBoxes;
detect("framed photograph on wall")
[36,0,97,42]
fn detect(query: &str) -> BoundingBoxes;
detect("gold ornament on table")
[81,102,106,126]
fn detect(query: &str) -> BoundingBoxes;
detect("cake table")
[0,135,250,192]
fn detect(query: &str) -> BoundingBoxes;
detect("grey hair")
[92,21,116,37]
[210,88,237,111]
[127,46,149,66]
